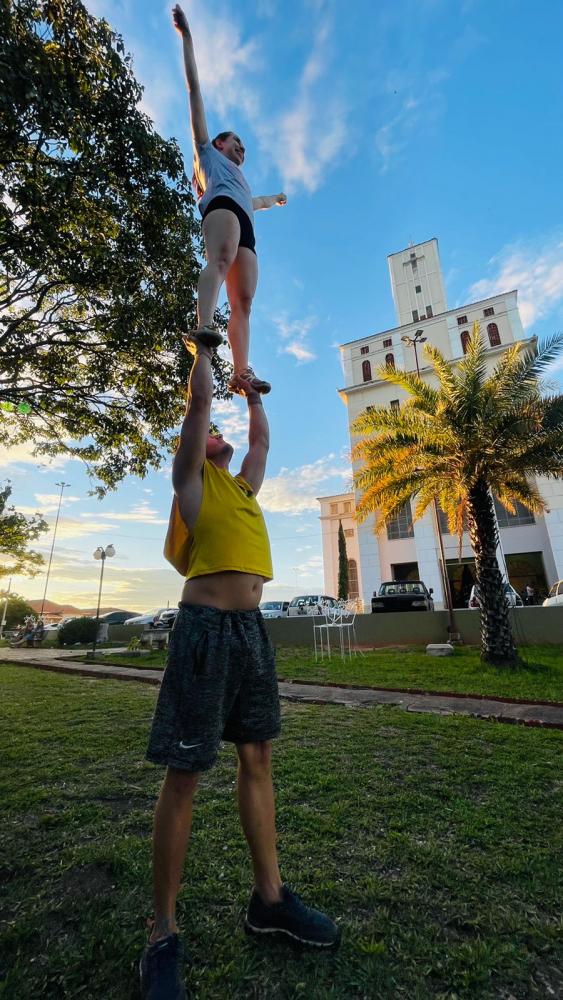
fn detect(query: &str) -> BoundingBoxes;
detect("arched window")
[460,330,470,354]
[487,322,500,347]
[385,352,395,368]
[348,559,359,598]
[362,359,372,382]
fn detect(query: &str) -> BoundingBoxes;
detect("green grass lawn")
[1,664,562,999]
[86,644,563,703]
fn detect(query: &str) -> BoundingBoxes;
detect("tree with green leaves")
[0,592,36,630]
[337,520,349,600]
[0,0,229,496]
[0,481,48,577]
[352,325,563,666]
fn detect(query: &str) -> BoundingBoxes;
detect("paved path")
[3,647,563,729]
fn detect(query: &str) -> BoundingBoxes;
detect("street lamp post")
[401,328,427,375]
[402,334,458,637]
[92,544,115,658]
[0,577,12,640]
[40,481,71,618]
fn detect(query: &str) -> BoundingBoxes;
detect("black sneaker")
[245,885,340,948]
[139,933,188,1000]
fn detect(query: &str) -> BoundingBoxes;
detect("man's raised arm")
[172,346,213,527]
[238,384,269,496]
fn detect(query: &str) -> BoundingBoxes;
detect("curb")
[5,658,563,731]
[277,675,563,709]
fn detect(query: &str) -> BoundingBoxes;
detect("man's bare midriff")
[180,571,264,611]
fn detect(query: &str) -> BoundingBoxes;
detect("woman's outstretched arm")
[252,193,288,211]
[172,4,209,146]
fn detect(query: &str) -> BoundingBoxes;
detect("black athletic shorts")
[146,603,280,772]
[201,195,256,254]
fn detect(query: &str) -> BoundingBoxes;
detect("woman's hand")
[276,193,288,206]
[172,4,190,36]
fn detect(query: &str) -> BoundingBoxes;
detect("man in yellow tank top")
[140,335,339,999]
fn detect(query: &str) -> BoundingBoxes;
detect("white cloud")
[211,399,249,448]
[375,89,445,174]
[187,4,260,122]
[260,454,350,514]
[374,24,484,173]
[87,501,168,525]
[9,543,179,609]
[0,440,70,473]
[294,553,323,577]
[469,236,563,330]
[23,514,121,540]
[33,493,81,512]
[257,20,348,194]
[272,314,317,364]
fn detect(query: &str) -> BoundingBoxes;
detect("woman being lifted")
[172,4,287,395]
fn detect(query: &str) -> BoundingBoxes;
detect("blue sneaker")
[245,885,340,948]
[139,933,188,999]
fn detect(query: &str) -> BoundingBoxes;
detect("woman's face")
[216,132,245,166]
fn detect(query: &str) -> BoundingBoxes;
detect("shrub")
[58,617,97,646]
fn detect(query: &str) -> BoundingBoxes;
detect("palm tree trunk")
[467,480,519,666]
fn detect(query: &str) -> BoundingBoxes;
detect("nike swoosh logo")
[178,740,203,750]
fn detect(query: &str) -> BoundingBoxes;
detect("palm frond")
[371,365,441,413]
[495,479,547,517]
[421,343,459,401]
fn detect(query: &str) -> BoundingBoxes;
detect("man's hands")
[236,376,262,401]
[172,4,189,36]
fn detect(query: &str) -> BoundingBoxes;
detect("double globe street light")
[400,329,457,637]
[92,544,115,657]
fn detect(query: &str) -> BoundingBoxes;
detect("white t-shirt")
[193,141,254,223]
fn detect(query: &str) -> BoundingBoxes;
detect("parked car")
[468,583,523,609]
[124,608,168,626]
[97,610,139,625]
[153,608,179,629]
[287,595,338,617]
[543,581,563,608]
[371,581,434,613]
[259,601,290,619]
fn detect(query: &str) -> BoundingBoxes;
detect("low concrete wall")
[107,624,145,643]
[265,607,563,648]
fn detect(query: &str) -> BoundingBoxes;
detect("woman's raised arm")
[172,4,209,146]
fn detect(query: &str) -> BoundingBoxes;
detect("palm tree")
[352,324,563,666]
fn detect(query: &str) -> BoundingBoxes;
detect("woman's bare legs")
[225,247,258,374]
[199,210,240,329]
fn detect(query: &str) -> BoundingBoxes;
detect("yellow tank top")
[163,459,273,581]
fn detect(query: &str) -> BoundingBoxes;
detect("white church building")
[318,238,563,612]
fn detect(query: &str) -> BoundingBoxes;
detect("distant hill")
[28,599,140,618]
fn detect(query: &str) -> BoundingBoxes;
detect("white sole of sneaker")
[244,919,340,948]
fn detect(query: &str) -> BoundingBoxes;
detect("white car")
[259,601,290,619]
[287,595,339,617]
[468,583,523,609]
[125,608,168,626]
[543,581,563,607]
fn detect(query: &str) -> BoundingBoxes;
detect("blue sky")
[2,0,563,611]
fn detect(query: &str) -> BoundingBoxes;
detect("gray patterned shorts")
[146,603,281,772]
